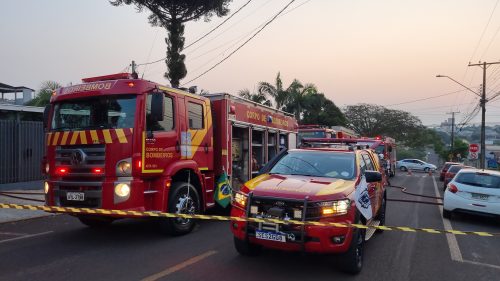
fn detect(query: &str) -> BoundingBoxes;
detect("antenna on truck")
[131,60,139,79]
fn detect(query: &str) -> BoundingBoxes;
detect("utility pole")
[131,60,138,79]
[468,60,500,169]
[447,111,460,160]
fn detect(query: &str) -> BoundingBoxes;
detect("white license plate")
[66,192,85,201]
[471,193,489,201]
[255,230,286,242]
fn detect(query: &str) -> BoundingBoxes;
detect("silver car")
[397,159,437,172]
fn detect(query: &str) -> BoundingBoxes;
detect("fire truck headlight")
[115,183,131,198]
[45,163,50,174]
[44,182,49,194]
[116,159,132,176]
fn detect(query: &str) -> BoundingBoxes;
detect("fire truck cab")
[42,73,297,234]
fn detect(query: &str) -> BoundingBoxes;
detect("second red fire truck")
[42,73,297,234]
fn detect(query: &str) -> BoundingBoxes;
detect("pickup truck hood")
[241,173,355,200]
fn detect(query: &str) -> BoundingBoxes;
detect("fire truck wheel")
[160,182,200,236]
[233,236,262,256]
[339,216,365,274]
[375,194,386,233]
[77,216,114,228]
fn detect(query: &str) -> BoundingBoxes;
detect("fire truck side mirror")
[43,105,50,129]
[150,92,164,122]
[388,146,392,152]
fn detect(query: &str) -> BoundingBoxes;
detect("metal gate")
[0,120,45,183]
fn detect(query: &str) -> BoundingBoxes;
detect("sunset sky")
[2,0,500,126]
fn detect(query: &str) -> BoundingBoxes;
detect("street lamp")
[436,74,485,169]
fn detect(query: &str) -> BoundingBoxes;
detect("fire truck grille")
[55,145,106,178]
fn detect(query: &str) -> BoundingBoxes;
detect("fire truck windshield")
[50,95,137,131]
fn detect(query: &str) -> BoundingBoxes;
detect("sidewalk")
[0,182,54,224]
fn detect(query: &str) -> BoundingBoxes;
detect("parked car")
[443,165,474,190]
[440,162,462,181]
[396,159,437,172]
[443,169,500,219]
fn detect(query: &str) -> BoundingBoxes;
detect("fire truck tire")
[77,216,114,228]
[233,236,262,256]
[375,194,386,233]
[160,182,200,236]
[338,215,365,274]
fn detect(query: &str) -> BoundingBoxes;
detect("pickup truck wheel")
[400,166,407,172]
[233,236,262,256]
[339,218,365,274]
[159,182,200,236]
[375,195,386,233]
[77,216,114,228]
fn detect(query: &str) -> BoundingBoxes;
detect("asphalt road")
[1,172,500,281]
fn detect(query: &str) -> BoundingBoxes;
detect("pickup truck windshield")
[51,95,136,131]
[269,151,356,179]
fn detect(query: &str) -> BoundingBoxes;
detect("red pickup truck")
[230,144,386,274]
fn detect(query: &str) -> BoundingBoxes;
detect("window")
[51,95,137,130]
[362,153,375,171]
[146,94,174,131]
[188,102,204,129]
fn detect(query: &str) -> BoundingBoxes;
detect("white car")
[443,168,500,219]
[396,159,437,172]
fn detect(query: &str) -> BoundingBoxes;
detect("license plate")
[255,230,286,242]
[66,192,85,201]
[471,193,489,201]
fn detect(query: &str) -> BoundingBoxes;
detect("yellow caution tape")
[0,203,497,237]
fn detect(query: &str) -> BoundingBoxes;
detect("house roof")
[0,82,34,93]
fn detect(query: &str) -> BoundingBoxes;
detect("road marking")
[141,250,217,281]
[0,231,53,244]
[431,175,463,262]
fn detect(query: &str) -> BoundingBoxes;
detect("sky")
[2,0,500,126]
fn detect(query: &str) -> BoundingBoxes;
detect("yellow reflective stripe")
[70,131,79,145]
[90,130,99,143]
[80,131,87,144]
[60,131,69,145]
[115,129,127,143]
[51,132,60,145]
[46,133,52,145]
[199,167,208,171]
[103,129,113,144]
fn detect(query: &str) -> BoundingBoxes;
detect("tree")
[343,103,424,146]
[110,0,232,88]
[25,81,62,107]
[258,72,287,110]
[283,80,317,120]
[301,93,346,126]
[238,89,272,107]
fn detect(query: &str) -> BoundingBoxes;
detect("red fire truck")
[355,137,397,177]
[42,73,297,234]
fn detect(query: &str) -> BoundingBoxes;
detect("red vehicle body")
[440,162,461,181]
[354,137,397,177]
[298,125,335,143]
[443,165,472,190]
[42,73,297,233]
[230,140,386,274]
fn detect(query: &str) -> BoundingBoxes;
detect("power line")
[184,0,253,51]
[385,89,467,107]
[181,0,297,86]
[469,0,499,63]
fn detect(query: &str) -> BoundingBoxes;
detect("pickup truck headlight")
[319,199,350,216]
[232,191,248,209]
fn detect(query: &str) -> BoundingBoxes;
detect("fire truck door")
[182,98,212,170]
[143,92,180,173]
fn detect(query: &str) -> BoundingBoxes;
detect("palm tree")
[258,72,288,110]
[284,80,318,120]
[238,89,272,107]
